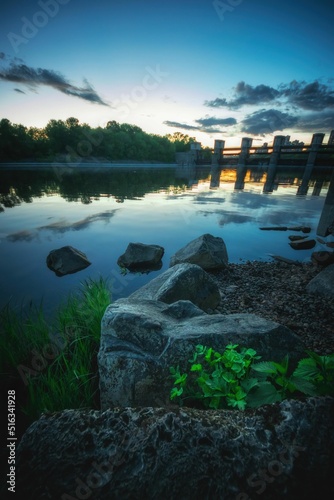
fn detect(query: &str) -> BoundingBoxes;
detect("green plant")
[170,344,262,410]
[170,344,333,411]
[293,350,334,396]
[0,277,111,421]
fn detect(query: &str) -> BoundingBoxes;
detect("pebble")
[209,261,334,355]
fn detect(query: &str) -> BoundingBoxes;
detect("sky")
[0,0,334,147]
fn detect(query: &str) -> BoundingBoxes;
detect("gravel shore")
[209,261,334,355]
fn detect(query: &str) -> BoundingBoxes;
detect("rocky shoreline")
[209,260,334,355]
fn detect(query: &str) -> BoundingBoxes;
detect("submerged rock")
[46,245,91,276]
[16,398,334,499]
[289,239,316,250]
[170,233,228,270]
[117,242,164,271]
[98,298,305,409]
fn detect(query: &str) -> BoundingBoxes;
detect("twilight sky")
[0,0,334,147]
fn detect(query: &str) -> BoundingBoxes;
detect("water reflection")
[0,165,332,212]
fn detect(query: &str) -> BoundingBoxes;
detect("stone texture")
[289,239,316,250]
[46,245,91,276]
[98,299,306,409]
[117,242,164,270]
[307,263,334,299]
[129,263,221,311]
[169,233,228,270]
[16,397,334,499]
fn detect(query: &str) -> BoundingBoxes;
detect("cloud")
[0,52,5,60]
[0,60,109,106]
[195,117,237,127]
[205,81,280,109]
[14,88,25,94]
[279,80,334,111]
[240,109,299,136]
[164,116,237,134]
[163,120,199,131]
[205,79,334,113]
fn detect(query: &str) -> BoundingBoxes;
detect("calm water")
[0,164,332,318]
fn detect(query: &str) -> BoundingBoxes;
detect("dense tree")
[0,117,196,163]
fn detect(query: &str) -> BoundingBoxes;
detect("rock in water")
[46,246,91,276]
[117,242,164,270]
[16,398,334,499]
[289,239,316,250]
[170,233,228,270]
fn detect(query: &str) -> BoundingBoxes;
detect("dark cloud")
[205,82,279,109]
[205,79,334,113]
[163,120,199,131]
[295,111,334,132]
[279,80,334,111]
[14,88,25,94]
[0,52,5,60]
[164,117,236,134]
[240,109,298,136]
[195,117,237,127]
[0,61,108,106]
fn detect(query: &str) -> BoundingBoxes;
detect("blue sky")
[0,0,334,147]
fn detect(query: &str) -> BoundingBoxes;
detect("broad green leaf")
[293,359,318,379]
[240,377,259,393]
[252,361,278,374]
[248,382,281,408]
[170,387,183,400]
[290,376,317,396]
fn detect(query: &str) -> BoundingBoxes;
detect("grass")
[0,277,111,423]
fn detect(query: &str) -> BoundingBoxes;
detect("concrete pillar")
[328,130,334,145]
[298,133,325,195]
[235,138,252,189]
[262,136,285,193]
[317,169,334,236]
[189,141,201,165]
[312,180,324,197]
[211,139,225,166]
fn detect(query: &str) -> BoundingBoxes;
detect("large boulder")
[306,263,334,299]
[46,245,91,276]
[16,398,334,499]
[129,263,221,312]
[117,242,164,271]
[170,233,228,270]
[98,299,306,409]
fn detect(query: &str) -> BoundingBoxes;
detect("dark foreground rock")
[98,299,305,409]
[129,263,221,311]
[170,233,228,270]
[117,242,164,271]
[46,245,91,276]
[16,397,334,499]
[307,263,334,299]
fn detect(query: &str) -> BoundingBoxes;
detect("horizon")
[1,0,334,148]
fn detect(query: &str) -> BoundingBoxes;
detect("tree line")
[0,117,196,163]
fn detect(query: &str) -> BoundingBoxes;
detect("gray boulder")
[16,398,334,499]
[129,263,221,311]
[117,242,164,270]
[170,233,228,270]
[98,299,306,409]
[46,245,91,276]
[306,263,334,299]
